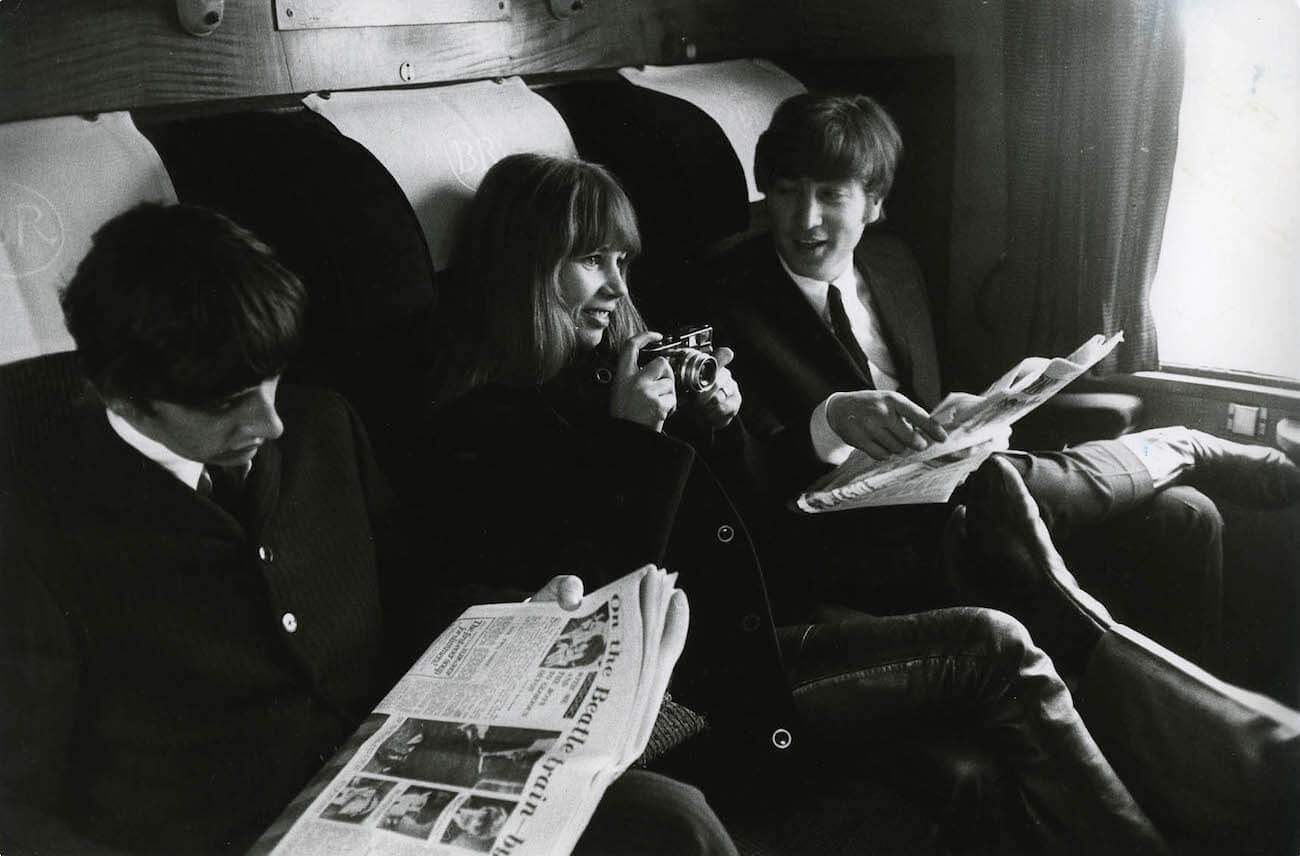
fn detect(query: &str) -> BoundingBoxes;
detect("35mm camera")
[638,324,718,393]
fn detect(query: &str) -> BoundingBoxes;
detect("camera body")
[638,324,719,393]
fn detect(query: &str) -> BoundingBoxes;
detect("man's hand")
[826,389,948,459]
[685,346,741,430]
[530,575,585,611]
[610,331,677,433]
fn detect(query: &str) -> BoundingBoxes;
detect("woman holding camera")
[421,152,1170,854]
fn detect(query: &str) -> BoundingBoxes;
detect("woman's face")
[558,247,629,350]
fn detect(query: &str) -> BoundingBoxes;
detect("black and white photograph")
[2,1,1297,855]
[377,785,457,841]
[540,603,611,669]
[440,796,516,853]
[364,719,558,796]
[318,776,397,826]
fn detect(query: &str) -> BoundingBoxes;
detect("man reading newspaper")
[706,91,1300,664]
[0,204,736,856]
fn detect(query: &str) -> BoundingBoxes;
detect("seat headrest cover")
[618,59,806,202]
[304,78,578,271]
[0,113,177,364]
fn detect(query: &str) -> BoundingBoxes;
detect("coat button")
[594,368,613,384]
[281,612,298,633]
[741,613,760,632]
[715,524,734,543]
[257,545,274,563]
[771,728,792,749]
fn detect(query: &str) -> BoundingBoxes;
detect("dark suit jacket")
[0,385,453,855]
[709,231,944,488]
[703,232,953,617]
[421,349,800,770]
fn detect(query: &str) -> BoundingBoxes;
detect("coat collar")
[58,403,275,538]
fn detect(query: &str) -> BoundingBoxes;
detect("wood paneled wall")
[0,0,791,123]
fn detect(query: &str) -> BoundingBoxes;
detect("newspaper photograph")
[795,332,1124,513]
[250,566,688,856]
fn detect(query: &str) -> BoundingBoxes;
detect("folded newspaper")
[250,566,688,856]
[795,332,1124,513]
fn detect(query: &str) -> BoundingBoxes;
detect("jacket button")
[741,613,760,632]
[771,728,792,749]
[257,545,274,563]
[281,612,298,633]
[715,524,734,543]
[594,368,613,385]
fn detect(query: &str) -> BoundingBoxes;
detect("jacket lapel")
[853,235,943,409]
[243,442,281,535]
[749,243,872,393]
[70,406,245,539]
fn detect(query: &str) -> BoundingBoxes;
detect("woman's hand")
[685,346,741,429]
[530,575,584,611]
[610,331,677,432]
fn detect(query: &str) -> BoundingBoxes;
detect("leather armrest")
[1011,392,1144,451]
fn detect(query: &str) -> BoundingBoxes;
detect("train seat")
[0,112,177,365]
[136,106,438,470]
[302,77,577,272]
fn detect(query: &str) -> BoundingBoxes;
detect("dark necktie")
[826,284,875,387]
[202,464,247,519]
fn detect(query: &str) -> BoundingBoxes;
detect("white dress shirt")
[106,409,206,489]
[777,255,902,465]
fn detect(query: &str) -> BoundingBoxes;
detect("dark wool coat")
[422,349,801,771]
[0,385,455,855]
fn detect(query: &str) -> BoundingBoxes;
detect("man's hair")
[437,153,647,400]
[754,92,903,201]
[60,203,307,406]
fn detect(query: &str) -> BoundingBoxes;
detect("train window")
[1149,0,1297,383]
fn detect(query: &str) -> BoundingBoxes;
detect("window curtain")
[998,0,1184,372]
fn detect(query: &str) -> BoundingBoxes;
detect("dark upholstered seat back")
[138,108,438,469]
[0,351,92,478]
[539,79,752,327]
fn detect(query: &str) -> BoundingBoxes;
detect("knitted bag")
[632,693,708,767]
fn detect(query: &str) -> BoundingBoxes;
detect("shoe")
[954,456,1112,675]
[1145,426,1300,508]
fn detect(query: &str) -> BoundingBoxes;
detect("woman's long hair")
[436,153,646,401]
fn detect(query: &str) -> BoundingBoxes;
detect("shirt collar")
[105,408,206,491]
[777,253,858,305]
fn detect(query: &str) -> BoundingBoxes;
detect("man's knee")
[960,607,1036,660]
[574,769,737,856]
[1145,485,1223,547]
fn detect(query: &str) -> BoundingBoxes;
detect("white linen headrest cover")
[0,113,177,364]
[304,78,578,271]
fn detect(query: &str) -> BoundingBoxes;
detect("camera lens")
[675,350,718,393]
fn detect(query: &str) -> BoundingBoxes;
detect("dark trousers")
[778,608,1169,855]
[766,439,1225,670]
[575,769,738,856]
[1011,442,1226,670]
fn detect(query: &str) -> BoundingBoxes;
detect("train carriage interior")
[2,1,1298,854]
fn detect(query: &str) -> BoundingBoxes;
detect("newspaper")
[795,332,1124,513]
[250,566,688,856]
